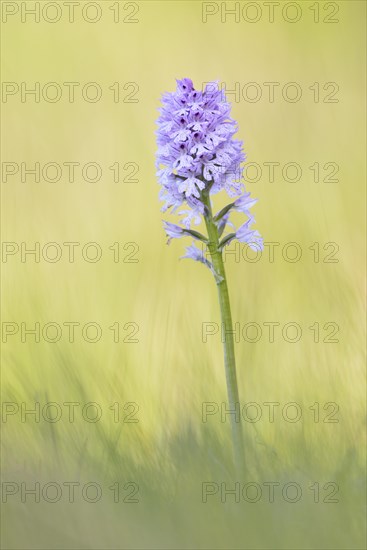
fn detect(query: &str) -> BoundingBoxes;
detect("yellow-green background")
[1,1,366,548]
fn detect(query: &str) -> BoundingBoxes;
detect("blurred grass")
[1,1,366,548]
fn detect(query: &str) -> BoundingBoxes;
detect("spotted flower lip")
[156,78,263,255]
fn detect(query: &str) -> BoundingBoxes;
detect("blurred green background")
[1,1,366,548]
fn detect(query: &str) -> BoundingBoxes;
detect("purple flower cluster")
[156,78,263,262]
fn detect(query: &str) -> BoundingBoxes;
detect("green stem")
[202,191,245,478]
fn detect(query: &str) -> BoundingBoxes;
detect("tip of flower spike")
[176,78,194,93]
